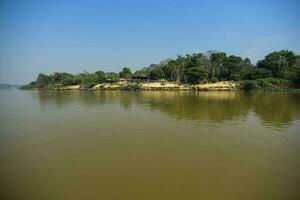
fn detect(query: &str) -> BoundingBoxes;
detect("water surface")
[0,90,300,200]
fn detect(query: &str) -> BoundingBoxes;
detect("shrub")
[240,78,291,90]
[186,68,207,84]
[240,81,258,90]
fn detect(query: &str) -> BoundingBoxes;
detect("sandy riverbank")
[56,81,239,91]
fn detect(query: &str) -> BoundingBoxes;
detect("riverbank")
[21,78,300,92]
[57,81,238,91]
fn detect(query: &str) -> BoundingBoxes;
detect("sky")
[0,0,299,84]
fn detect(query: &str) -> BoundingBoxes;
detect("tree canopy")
[22,49,300,89]
[119,67,132,79]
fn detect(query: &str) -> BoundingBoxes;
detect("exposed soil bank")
[56,81,239,91]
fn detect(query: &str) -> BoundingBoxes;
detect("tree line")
[21,50,300,89]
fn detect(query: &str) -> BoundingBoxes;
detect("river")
[0,89,300,200]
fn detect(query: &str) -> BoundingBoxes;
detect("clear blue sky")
[0,0,299,84]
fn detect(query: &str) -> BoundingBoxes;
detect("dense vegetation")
[21,50,300,90]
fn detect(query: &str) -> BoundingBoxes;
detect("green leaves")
[36,73,50,88]
[21,49,300,89]
[119,67,132,79]
[186,67,207,84]
[150,68,165,80]
[257,50,298,77]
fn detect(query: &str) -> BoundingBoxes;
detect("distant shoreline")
[18,50,300,91]
[19,81,300,92]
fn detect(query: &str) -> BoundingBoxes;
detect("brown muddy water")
[0,89,300,200]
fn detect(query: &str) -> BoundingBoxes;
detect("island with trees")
[20,50,300,91]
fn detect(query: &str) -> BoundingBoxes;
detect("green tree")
[150,68,165,80]
[49,72,63,84]
[133,69,150,78]
[222,56,251,81]
[36,73,50,88]
[182,53,209,82]
[61,73,76,85]
[20,81,37,89]
[186,67,207,84]
[243,67,271,80]
[173,55,186,82]
[95,71,106,83]
[210,52,227,80]
[79,72,98,88]
[257,50,297,78]
[105,72,119,82]
[162,60,178,81]
[119,67,132,79]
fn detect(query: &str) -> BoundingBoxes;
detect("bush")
[150,68,165,80]
[240,81,258,90]
[210,77,218,83]
[229,73,241,81]
[243,68,271,80]
[186,68,207,84]
[19,81,37,90]
[240,78,291,90]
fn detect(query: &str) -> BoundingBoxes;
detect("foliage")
[161,60,178,81]
[20,49,300,89]
[133,69,150,78]
[240,80,258,90]
[105,72,119,82]
[243,67,271,80]
[119,67,132,79]
[80,72,98,88]
[36,73,50,88]
[20,81,37,89]
[257,50,298,78]
[149,68,165,80]
[186,68,207,84]
[95,71,106,83]
[240,78,291,90]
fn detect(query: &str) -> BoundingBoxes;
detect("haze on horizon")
[0,0,299,85]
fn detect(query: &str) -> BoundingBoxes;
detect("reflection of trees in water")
[249,93,300,127]
[37,90,135,110]
[36,91,76,108]
[134,91,300,127]
[117,92,134,111]
[36,90,300,128]
[36,91,107,108]
[134,91,251,123]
